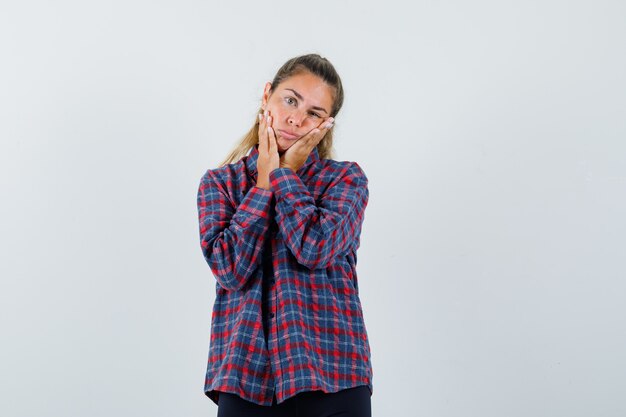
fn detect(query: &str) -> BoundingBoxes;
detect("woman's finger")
[264,113,273,151]
[258,112,267,152]
[320,116,334,130]
[300,116,334,146]
[267,124,278,155]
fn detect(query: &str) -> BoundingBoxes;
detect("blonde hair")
[218,53,344,167]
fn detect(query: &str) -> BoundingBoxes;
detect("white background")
[1,1,625,416]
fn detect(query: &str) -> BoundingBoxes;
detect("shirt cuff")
[239,186,273,218]
[269,167,306,198]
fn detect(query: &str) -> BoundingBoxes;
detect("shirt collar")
[246,144,320,179]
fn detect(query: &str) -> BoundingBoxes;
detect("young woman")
[197,54,373,417]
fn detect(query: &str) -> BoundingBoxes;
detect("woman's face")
[262,71,334,154]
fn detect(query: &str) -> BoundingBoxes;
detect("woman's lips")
[278,129,300,140]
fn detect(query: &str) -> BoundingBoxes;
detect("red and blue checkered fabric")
[197,144,373,406]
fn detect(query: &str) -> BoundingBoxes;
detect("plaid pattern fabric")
[197,144,373,406]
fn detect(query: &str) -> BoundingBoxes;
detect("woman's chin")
[276,141,295,154]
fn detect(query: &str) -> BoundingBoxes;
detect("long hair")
[218,53,344,167]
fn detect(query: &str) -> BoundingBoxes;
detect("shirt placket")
[261,230,276,347]
[261,220,283,398]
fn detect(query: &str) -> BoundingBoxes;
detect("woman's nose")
[288,111,305,127]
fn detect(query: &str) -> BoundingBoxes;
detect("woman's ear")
[262,82,272,108]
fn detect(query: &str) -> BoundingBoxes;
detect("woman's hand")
[256,110,280,190]
[280,117,334,172]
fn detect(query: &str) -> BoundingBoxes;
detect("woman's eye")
[284,97,320,118]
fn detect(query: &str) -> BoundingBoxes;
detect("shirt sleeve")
[197,170,273,291]
[269,162,369,270]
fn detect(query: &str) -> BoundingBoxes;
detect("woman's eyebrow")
[284,88,329,114]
